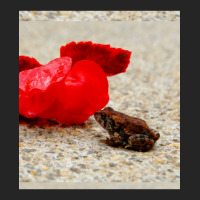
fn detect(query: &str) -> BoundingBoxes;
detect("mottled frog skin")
[94,107,160,152]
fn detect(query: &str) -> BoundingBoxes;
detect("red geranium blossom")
[19,42,131,125]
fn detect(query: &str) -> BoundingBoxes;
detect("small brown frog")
[94,107,160,152]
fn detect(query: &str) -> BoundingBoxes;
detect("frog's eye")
[101,113,106,119]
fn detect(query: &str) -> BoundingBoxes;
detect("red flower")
[60,41,132,76]
[19,42,131,125]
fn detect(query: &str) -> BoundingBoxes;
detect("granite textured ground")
[19,19,180,188]
[19,11,180,21]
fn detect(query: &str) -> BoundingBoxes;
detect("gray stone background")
[19,11,180,189]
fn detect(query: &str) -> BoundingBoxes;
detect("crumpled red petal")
[60,41,132,76]
[19,57,109,125]
[19,56,42,73]
[19,57,72,118]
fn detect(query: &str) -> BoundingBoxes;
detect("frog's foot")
[151,128,160,141]
[127,134,155,152]
[106,137,115,146]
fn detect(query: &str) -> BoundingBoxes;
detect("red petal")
[60,60,109,125]
[19,58,109,125]
[19,57,72,117]
[39,60,109,125]
[19,57,72,94]
[60,41,132,76]
[19,56,42,73]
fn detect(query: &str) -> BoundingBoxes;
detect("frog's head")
[94,107,115,132]
[94,107,124,134]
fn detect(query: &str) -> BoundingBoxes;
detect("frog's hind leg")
[127,134,155,152]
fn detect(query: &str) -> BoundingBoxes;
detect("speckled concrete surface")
[19,11,180,21]
[19,21,180,188]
